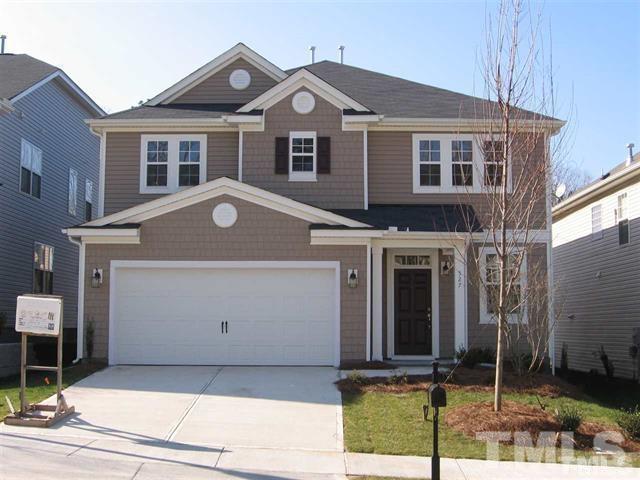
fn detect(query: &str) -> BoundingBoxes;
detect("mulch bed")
[444,400,640,453]
[336,366,582,398]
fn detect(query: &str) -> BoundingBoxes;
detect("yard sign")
[15,295,62,335]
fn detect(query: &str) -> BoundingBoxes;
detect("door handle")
[225,321,228,334]
[221,321,224,334]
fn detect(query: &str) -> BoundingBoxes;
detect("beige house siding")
[103,131,238,215]
[84,195,367,362]
[242,88,365,209]
[367,131,547,228]
[170,58,278,104]
[467,243,548,353]
[553,180,640,379]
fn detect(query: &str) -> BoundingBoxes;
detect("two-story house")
[0,52,103,367]
[553,150,640,380]
[65,43,560,367]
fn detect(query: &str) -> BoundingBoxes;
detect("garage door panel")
[113,266,336,366]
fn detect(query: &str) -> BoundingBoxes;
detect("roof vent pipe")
[626,143,635,166]
[338,45,345,64]
[0,35,6,54]
[309,46,316,64]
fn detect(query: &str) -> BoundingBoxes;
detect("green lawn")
[0,361,105,420]
[342,388,640,466]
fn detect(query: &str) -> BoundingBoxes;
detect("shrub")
[347,370,368,386]
[455,347,495,368]
[617,406,640,440]
[388,371,408,385]
[554,404,583,431]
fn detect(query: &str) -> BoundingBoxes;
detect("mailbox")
[428,383,447,408]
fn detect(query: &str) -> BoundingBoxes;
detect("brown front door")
[394,269,432,355]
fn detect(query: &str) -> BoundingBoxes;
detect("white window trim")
[478,246,527,325]
[19,139,43,198]
[616,193,630,246]
[68,168,78,217]
[289,131,317,182]
[412,133,511,194]
[139,134,207,194]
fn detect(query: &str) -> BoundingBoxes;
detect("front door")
[394,269,432,355]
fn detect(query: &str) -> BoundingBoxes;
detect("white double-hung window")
[412,134,484,193]
[20,139,43,198]
[479,247,527,324]
[140,134,207,193]
[289,131,316,181]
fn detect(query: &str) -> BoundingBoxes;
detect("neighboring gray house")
[553,150,640,380]
[0,52,104,348]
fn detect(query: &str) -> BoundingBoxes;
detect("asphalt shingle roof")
[0,54,58,100]
[102,103,247,120]
[311,204,482,233]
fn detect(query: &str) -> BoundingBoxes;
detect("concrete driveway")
[0,366,344,476]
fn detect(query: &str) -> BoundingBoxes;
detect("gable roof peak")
[146,43,288,106]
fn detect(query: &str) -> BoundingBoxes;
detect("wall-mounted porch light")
[347,269,359,288]
[440,259,453,276]
[91,268,103,288]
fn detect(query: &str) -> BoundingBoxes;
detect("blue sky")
[2,0,639,177]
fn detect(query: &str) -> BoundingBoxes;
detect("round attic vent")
[229,69,251,90]
[212,203,238,228]
[292,91,315,114]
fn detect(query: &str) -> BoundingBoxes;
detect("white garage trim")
[108,260,341,367]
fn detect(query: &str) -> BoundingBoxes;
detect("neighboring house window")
[20,139,42,198]
[452,140,473,186]
[616,193,630,245]
[479,248,527,324]
[483,140,505,187]
[140,135,207,193]
[85,179,94,222]
[68,168,78,216]
[33,243,54,294]
[289,131,316,181]
[591,204,602,239]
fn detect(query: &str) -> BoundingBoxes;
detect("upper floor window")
[289,131,316,182]
[591,204,602,239]
[616,193,630,245]
[68,168,78,216]
[452,140,473,186]
[85,179,94,222]
[418,140,441,186]
[20,139,42,198]
[33,242,54,294]
[140,134,207,194]
[483,140,505,187]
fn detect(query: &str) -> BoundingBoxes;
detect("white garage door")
[110,263,338,366]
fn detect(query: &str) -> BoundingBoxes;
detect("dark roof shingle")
[101,103,246,120]
[0,54,58,100]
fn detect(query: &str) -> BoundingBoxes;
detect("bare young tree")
[454,0,568,411]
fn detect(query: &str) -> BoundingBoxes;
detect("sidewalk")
[1,432,637,480]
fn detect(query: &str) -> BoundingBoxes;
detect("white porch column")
[454,246,468,351]
[371,245,384,361]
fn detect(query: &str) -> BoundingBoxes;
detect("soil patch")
[444,400,640,453]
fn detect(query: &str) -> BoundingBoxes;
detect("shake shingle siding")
[0,78,100,329]
[553,180,640,379]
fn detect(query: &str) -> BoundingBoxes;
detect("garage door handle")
[221,321,224,334]
[225,321,228,334]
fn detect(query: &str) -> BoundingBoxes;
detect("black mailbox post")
[428,361,446,480]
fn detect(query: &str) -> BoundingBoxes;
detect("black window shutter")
[275,137,289,174]
[317,137,331,174]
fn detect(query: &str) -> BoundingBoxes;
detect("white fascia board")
[63,227,140,237]
[146,43,287,106]
[221,114,263,124]
[12,71,105,116]
[471,229,551,243]
[237,69,370,113]
[371,117,565,132]
[343,114,383,123]
[86,117,230,129]
[553,161,640,218]
[83,177,370,228]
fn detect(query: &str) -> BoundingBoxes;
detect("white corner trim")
[237,69,369,113]
[76,241,85,359]
[238,130,243,182]
[146,43,287,106]
[107,260,341,367]
[12,70,105,116]
[82,177,370,228]
[363,129,368,210]
[98,131,106,217]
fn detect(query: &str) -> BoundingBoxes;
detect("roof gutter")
[373,117,565,133]
[0,98,15,114]
[553,160,640,218]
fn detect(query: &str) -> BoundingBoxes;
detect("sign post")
[4,294,75,427]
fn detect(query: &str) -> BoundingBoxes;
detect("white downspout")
[67,236,85,363]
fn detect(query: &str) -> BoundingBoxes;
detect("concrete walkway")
[1,432,637,479]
